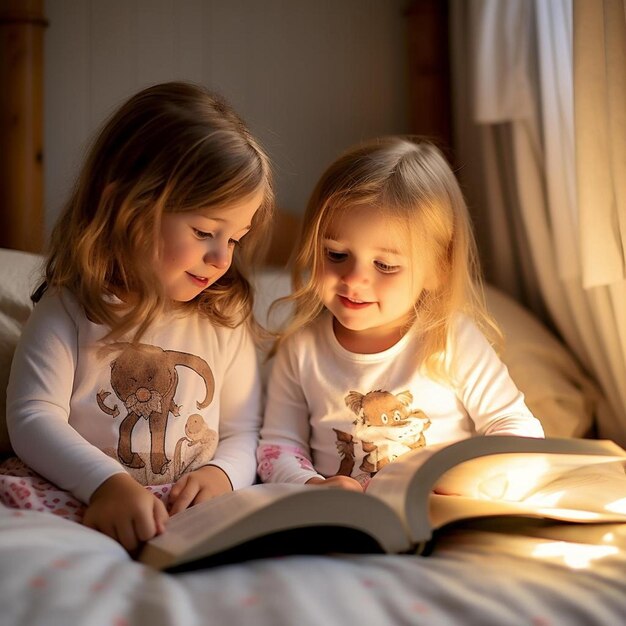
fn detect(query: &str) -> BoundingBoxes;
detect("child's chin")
[337,318,376,332]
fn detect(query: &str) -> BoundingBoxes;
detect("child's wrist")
[89,471,136,503]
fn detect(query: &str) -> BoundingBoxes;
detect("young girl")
[257,136,543,492]
[2,81,274,550]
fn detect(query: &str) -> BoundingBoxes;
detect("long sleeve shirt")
[7,290,262,503]
[258,312,544,486]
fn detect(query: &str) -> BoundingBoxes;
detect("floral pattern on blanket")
[0,457,171,522]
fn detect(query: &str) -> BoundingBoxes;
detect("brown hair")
[36,81,274,341]
[272,136,499,381]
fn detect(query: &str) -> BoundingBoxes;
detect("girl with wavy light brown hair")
[258,136,543,493]
[4,82,274,552]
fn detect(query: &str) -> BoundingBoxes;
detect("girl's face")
[319,205,434,353]
[156,188,264,302]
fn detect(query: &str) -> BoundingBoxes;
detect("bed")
[2,246,626,625]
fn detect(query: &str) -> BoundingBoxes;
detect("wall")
[44,0,410,235]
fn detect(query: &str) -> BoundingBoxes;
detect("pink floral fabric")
[256,443,315,482]
[0,456,171,523]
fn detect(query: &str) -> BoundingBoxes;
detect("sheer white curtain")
[450,0,626,444]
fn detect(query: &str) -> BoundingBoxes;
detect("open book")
[139,436,626,571]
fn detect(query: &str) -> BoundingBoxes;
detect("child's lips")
[338,295,372,309]
[187,272,210,287]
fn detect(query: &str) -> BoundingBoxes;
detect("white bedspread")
[1,502,625,626]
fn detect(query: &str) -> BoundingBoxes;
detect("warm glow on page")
[605,497,626,514]
[435,455,626,515]
[522,463,626,515]
[533,508,604,521]
[532,542,619,569]
[434,455,553,501]
[474,458,552,500]
[524,489,564,508]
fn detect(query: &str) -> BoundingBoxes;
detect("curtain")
[450,0,626,444]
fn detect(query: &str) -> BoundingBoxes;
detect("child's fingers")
[115,518,139,553]
[319,475,363,492]
[133,509,159,543]
[191,488,217,506]
[130,494,169,543]
[154,499,169,535]
[169,491,195,515]
[168,474,188,500]
[168,481,198,516]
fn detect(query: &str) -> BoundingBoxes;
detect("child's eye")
[228,238,240,247]
[325,248,347,263]
[375,260,400,274]
[193,228,213,240]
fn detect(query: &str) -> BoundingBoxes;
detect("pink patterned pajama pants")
[0,456,172,523]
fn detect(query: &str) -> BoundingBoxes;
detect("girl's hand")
[83,473,169,554]
[168,465,233,515]
[306,476,364,492]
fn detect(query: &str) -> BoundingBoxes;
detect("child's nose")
[204,241,231,269]
[341,259,370,285]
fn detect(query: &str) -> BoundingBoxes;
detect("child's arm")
[453,318,545,437]
[257,339,327,485]
[7,293,169,550]
[167,323,262,514]
[6,293,133,502]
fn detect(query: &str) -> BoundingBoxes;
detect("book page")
[430,459,626,529]
[366,436,626,544]
[433,453,626,502]
[523,461,626,515]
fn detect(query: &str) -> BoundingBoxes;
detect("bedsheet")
[1,501,625,626]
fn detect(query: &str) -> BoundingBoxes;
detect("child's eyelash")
[193,228,213,240]
[325,248,399,273]
[325,249,347,262]
[375,260,400,273]
[193,228,240,247]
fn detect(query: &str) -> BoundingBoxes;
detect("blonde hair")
[273,136,499,381]
[35,81,274,341]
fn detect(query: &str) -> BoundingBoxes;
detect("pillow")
[483,285,595,438]
[0,248,44,454]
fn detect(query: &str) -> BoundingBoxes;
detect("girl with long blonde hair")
[258,136,543,491]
